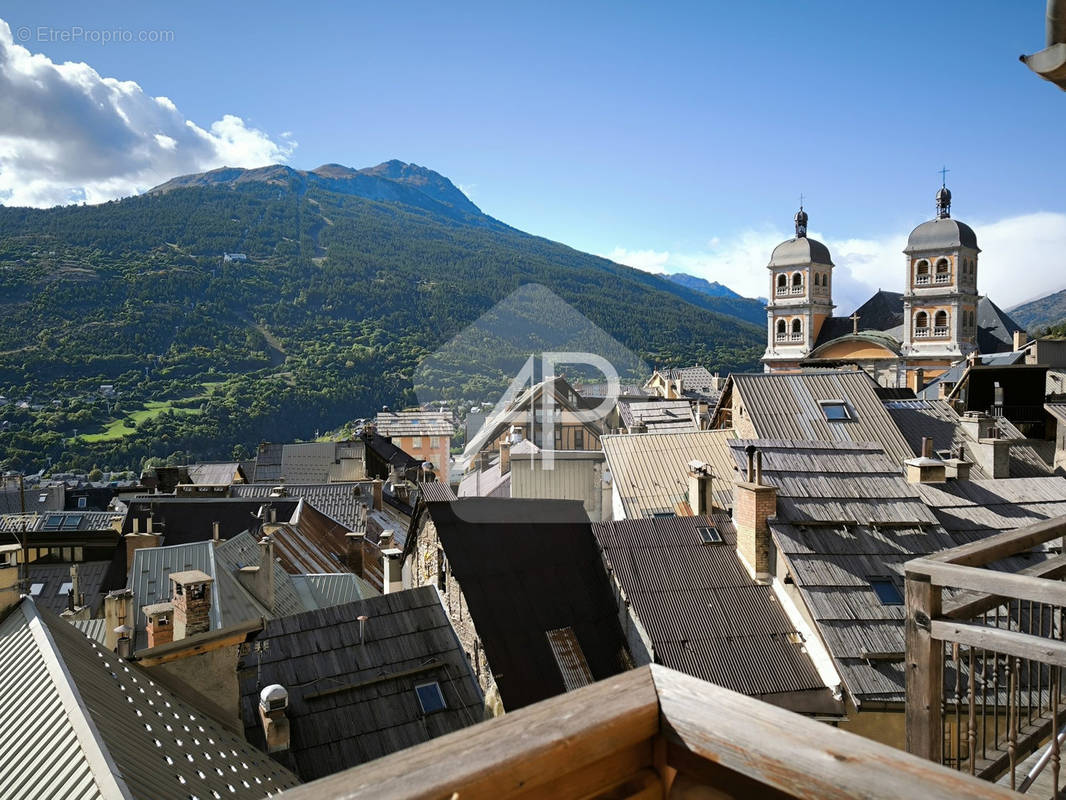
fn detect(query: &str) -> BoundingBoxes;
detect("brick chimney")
[143,601,174,648]
[733,446,776,581]
[346,531,365,575]
[259,685,291,754]
[687,460,714,516]
[170,570,213,640]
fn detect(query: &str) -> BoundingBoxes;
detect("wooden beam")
[509,741,653,800]
[930,620,1066,669]
[905,573,943,763]
[906,558,1066,608]
[651,664,1011,799]
[275,667,660,800]
[923,514,1066,567]
[942,554,1066,620]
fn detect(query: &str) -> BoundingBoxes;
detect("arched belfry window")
[916,260,930,285]
[791,318,802,340]
[777,273,787,295]
[776,318,787,340]
[915,311,929,338]
[935,258,950,284]
[934,310,949,336]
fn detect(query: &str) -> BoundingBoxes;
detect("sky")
[0,1,1064,313]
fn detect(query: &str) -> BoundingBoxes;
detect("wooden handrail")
[906,557,1066,608]
[276,664,1014,800]
[923,515,1066,568]
[943,554,1066,620]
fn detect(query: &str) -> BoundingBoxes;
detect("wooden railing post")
[907,568,943,762]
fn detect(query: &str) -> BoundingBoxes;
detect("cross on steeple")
[799,192,804,209]
[850,312,861,334]
[939,166,950,187]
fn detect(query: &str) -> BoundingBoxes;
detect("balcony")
[934,326,949,338]
[916,328,930,338]
[277,663,1013,800]
[916,275,932,285]
[936,273,952,284]
[790,332,803,342]
[905,516,1066,795]
[790,285,804,295]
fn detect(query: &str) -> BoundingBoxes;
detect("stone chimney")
[687,460,714,516]
[143,601,174,648]
[125,530,161,573]
[259,685,291,754]
[960,412,1012,478]
[104,588,134,651]
[733,446,776,581]
[499,440,511,475]
[238,536,277,612]
[960,411,997,442]
[914,367,925,394]
[371,479,383,511]
[170,570,213,640]
[943,458,973,481]
[381,547,403,594]
[1014,330,1028,351]
[905,437,947,484]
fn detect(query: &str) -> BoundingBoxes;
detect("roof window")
[819,400,852,422]
[696,526,723,544]
[870,578,903,605]
[415,682,447,714]
[29,582,44,596]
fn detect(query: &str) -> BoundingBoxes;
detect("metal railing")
[906,516,1066,794]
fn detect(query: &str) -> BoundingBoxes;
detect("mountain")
[659,272,767,326]
[1008,288,1066,332]
[0,161,764,472]
[660,273,742,299]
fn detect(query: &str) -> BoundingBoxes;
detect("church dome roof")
[904,217,979,254]
[768,236,834,268]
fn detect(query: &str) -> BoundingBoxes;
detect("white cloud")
[0,19,296,207]
[609,212,1066,313]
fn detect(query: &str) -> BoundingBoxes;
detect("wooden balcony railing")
[905,515,1066,795]
[276,663,1012,800]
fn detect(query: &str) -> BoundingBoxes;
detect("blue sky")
[0,1,1063,310]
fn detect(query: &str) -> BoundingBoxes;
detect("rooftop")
[373,411,455,438]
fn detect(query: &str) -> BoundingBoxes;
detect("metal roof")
[0,599,300,799]
[289,573,378,609]
[591,515,832,705]
[27,560,110,616]
[128,540,223,651]
[425,498,630,711]
[231,483,373,531]
[767,236,834,267]
[728,439,953,706]
[214,532,307,620]
[237,587,482,782]
[885,399,1052,478]
[728,371,915,467]
[184,462,244,486]
[904,217,978,253]
[0,510,123,534]
[602,429,738,517]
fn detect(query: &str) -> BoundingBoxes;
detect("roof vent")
[260,684,288,712]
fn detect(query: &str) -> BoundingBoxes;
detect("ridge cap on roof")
[21,600,134,799]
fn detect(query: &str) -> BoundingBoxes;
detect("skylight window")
[29,582,44,596]
[43,515,64,530]
[415,682,446,714]
[59,581,73,595]
[870,578,903,605]
[819,400,852,421]
[696,526,723,544]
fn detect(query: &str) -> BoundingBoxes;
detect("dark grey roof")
[231,483,372,531]
[0,483,64,514]
[915,478,1066,539]
[621,400,697,432]
[591,515,833,709]
[419,481,457,503]
[425,497,631,710]
[904,217,979,253]
[253,442,283,482]
[27,560,110,616]
[768,236,834,267]
[977,296,1026,353]
[184,462,245,486]
[237,587,482,782]
[727,440,952,706]
[0,599,300,799]
[813,290,905,348]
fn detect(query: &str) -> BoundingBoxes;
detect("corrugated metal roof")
[237,587,482,782]
[592,515,829,701]
[0,599,300,799]
[215,532,307,620]
[1046,403,1066,424]
[602,429,738,517]
[290,573,378,609]
[128,540,222,651]
[71,617,108,645]
[731,371,914,466]
[419,482,457,503]
[545,627,594,691]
